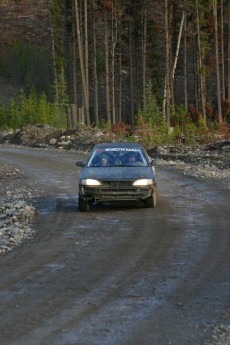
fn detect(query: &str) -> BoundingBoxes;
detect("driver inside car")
[128,152,136,162]
[101,154,110,166]
[125,152,137,164]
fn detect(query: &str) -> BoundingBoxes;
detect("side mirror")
[150,158,159,166]
[149,158,155,166]
[76,160,85,167]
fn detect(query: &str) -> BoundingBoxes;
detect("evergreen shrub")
[0,89,67,130]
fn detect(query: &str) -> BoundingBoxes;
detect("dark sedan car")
[76,142,157,211]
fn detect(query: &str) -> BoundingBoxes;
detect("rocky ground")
[0,125,229,256]
[154,142,230,191]
[0,161,44,255]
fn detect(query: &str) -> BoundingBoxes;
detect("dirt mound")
[0,125,118,151]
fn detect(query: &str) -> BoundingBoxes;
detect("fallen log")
[206,140,230,150]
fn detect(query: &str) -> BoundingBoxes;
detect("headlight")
[133,179,153,186]
[81,179,102,186]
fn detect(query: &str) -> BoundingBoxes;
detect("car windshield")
[87,148,148,167]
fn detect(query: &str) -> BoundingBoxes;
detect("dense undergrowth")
[0,89,229,148]
[0,89,67,129]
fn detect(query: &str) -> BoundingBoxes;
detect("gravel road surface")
[0,144,230,345]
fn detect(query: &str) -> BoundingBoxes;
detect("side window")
[88,151,99,166]
[91,155,100,166]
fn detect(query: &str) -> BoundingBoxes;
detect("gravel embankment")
[0,162,44,255]
[152,144,230,191]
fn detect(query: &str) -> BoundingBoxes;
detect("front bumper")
[80,184,156,202]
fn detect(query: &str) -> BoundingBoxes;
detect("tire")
[144,190,157,208]
[78,193,90,212]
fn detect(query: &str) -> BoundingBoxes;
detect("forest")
[0,0,230,145]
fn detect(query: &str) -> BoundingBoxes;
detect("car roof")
[92,142,144,150]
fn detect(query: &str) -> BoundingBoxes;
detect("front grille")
[83,184,152,201]
[106,181,133,187]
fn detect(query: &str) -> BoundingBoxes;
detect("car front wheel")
[144,190,156,208]
[78,193,90,212]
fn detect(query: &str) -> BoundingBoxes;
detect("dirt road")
[0,146,230,345]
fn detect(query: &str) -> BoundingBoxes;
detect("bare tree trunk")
[74,0,88,125]
[184,0,188,110]
[118,37,122,123]
[50,6,59,104]
[129,15,134,126]
[72,0,77,107]
[192,32,199,110]
[84,0,90,125]
[111,7,117,124]
[169,3,175,109]
[172,12,184,80]
[142,0,147,109]
[164,0,170,127]
[71,103,78,128]
[163,6,184,118]
[220,0,225,100]
[104,10,111,123]
[196,0,206,125]
[213,0,223,122]
[228,0,230,99]
[92,0,99,125]
[170,10,184,113]
[64,0,69,92]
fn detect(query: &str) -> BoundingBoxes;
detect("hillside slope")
[0,0,50,48]
[0,0,51,101]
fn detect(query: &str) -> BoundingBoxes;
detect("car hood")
[79,166,155,181]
